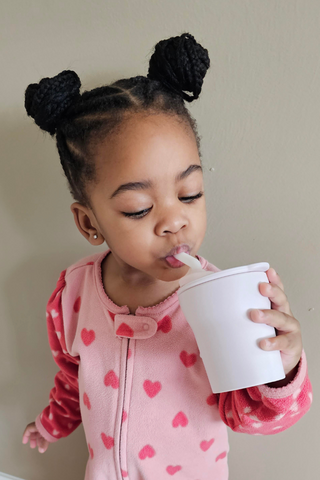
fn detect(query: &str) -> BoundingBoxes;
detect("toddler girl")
[22,33,312,480]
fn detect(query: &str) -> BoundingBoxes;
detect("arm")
[218,267,313,435]
[218,349,312,434]
[35,269,82,443]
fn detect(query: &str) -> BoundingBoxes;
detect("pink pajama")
[35,249,312,479]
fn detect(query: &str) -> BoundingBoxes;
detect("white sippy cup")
[174,253,285,393]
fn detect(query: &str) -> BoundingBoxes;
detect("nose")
[154,204,188,236]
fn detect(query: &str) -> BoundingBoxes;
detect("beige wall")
[1,1,318,479]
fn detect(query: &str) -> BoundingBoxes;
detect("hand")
[22,422,49,453]
[250,267,303,381]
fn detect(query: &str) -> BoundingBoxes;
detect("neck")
[101,251,180,311]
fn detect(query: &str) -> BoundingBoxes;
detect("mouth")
[163,244,191,268]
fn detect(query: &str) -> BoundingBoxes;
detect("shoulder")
[50,250,109,334]
[65,249,109,278]
[196,254,221,273]
[49,249,109,301]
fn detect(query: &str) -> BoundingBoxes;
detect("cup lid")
[178,262,270,294]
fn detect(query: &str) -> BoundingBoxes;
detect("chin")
[158,266,189,283]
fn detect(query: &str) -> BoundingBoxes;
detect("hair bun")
[25,70,81,135]
[147,33,210,102]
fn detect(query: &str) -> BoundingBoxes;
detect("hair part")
[56,77,203,208]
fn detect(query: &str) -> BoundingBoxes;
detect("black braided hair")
[24,33,210,208]
[148,33,210,102]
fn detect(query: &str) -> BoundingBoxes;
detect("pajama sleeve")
[35,269,82,443]
[217,349,313,435]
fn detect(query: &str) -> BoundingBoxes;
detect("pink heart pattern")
[143,380,162,398]
[180,350,197,367]
[206,393,217,406]
[172,411,188,428]
[216,451,227,462]
[104,370,119,389]
[166,465,182,475]
[116,322,134,337]
[157,315,172,333]
[200,438,215,451]
[88,443,94,459]
[81,328,95,346]
[83,392,91,410]
[101,433,114,449]
[73,296,81,313]
[139,444,156,459]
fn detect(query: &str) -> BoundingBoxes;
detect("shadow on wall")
[0,71,119,244]
[0,108,73,242]
[2,253,89,479]
[0,104,108,477]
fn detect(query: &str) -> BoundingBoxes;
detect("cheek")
[193,204,207,231]
[198,218,207,245]
[193,209,207,247]
[109,221,151,251]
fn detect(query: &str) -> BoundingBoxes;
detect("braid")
[24,33,210,208]
[148,33,210,102]
[25,70,81,135]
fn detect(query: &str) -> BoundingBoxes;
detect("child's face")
[72,112,207,284]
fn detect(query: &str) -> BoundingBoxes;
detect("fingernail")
[264,339,272,348]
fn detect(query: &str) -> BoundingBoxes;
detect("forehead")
[93,113,200,185]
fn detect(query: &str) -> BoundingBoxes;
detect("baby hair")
[24,33,210,209]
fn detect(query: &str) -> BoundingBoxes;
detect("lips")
[164,244,190,258]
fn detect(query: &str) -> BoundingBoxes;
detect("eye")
[122,207,151,219]
[180,192,203,203]
[122,192,204,219]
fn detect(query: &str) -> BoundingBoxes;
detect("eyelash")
[122,192,204,219]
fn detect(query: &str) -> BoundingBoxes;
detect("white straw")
[174,252,203,270]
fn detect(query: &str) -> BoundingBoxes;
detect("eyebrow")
[110,164,203,199]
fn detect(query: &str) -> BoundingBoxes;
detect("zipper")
[118,338,130,478]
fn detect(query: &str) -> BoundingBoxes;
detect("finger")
[22,428,37,444]
[37,437,47,453]
[23,423,37,433]
[259,332,298,353]
[266,267,284,291]
[30,439,37,448]
[22,424,37,442]
[250,308,300,334]
[29,432,40,442]
[22,432,30,444]
[258,281,292,316]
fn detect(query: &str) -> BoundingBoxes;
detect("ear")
[70,202,105,245]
